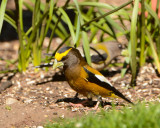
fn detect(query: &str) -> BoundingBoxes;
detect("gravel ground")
[0,40,160,127]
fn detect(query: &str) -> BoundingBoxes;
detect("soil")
[1,0,160,128]
[0,39,160,128]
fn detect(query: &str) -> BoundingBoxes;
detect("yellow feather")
[55,48,72,61]
[84,65,102,75]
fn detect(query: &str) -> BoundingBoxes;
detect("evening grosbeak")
[53,46,133,108]
[77,41,122,70]
[37,41,122,71]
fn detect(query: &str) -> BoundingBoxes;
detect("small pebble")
[37,126,44,128]
[23,99,33,104]
[6,98,18,105]
[53,112,58,115]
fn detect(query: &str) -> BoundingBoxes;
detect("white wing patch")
[95,74,113,86]
[44,62,53,66]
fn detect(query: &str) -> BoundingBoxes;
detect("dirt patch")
[0,68,83,128]
[0,40,160,127]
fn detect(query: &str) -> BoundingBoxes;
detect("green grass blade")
[78,2,114,10]
[48,0,68,37]
[130,0,139,86]
[155,0,160,60]
[145,1,160,60]
[145,2,160,27]
[157,29,160,60]
[4,14,17,29]
[31,0,41,67]
[146,30,160,73]
[89,26,99,43]
[81,0,133,29]
[25,1,67,38]
[0,0,8,34]
[18,0,24,31]
[103,30,129,42]
[15,0,28,72]
[23,1,33,11]
[82,31,91,65]
[45,103,160,128]
[39,0,50,48]
[30,10,48,42]
[44,0,55,37]
[140,0,146,66]
[59,7,76,43]
[73,0,91,65]
[46,0,70,54]
[98,9,124,32]
[156,0,160,14]
[51,15,68,36]
[82,14,114,38]
[73,0,81,45]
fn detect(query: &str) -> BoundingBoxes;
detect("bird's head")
[53,46,82,69]
[55,46,72,62]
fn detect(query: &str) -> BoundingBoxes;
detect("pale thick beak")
[52,59,64,70]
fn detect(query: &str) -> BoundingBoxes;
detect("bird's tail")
[110,90,133,104]
[115,92,133,104]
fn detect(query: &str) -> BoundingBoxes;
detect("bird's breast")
[64,65,116,98]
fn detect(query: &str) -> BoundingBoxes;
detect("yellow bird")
[77,41,122,70]
[36,41,122,71]
[53,46,133,108]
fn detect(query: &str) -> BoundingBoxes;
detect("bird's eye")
[61,56,66,61]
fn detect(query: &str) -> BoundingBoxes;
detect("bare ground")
[0,39,160,128]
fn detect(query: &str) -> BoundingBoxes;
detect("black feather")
[35,62,53,68]
[58,46,73,53]
[83,67,133,104]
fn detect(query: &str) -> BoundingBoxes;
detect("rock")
[23,98,33,104]
[49,103,57,109]
[6,98,18,105]
[37,126,44,128]
[0,81,12,93]
[53,112,58,115]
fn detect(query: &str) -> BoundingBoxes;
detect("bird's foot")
[92,100,105,110]
[68,99,89,108]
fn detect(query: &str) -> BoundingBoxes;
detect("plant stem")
[130,0,139,86]
[140,0,145,66]
[15,0,26,72]
[81,0,133,29]
[47,0,70,53]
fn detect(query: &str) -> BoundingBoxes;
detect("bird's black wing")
[83,67,133,104]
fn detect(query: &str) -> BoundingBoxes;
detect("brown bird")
[77,41,122,70]
[53,46,132,108]
[36,41,122,71]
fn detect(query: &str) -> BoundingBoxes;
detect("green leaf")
[4,14,17,29]
[0,0,8,34]
[73,0,81,45]
[140,0,146,66]
[78,2,114,10]
[59,7,76,43]
[73,0,91,64]
[82,31,91,65]
[146,30,160,73]
[130,0,139,86]
[145,2,160,27]
[98,9,124,32]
